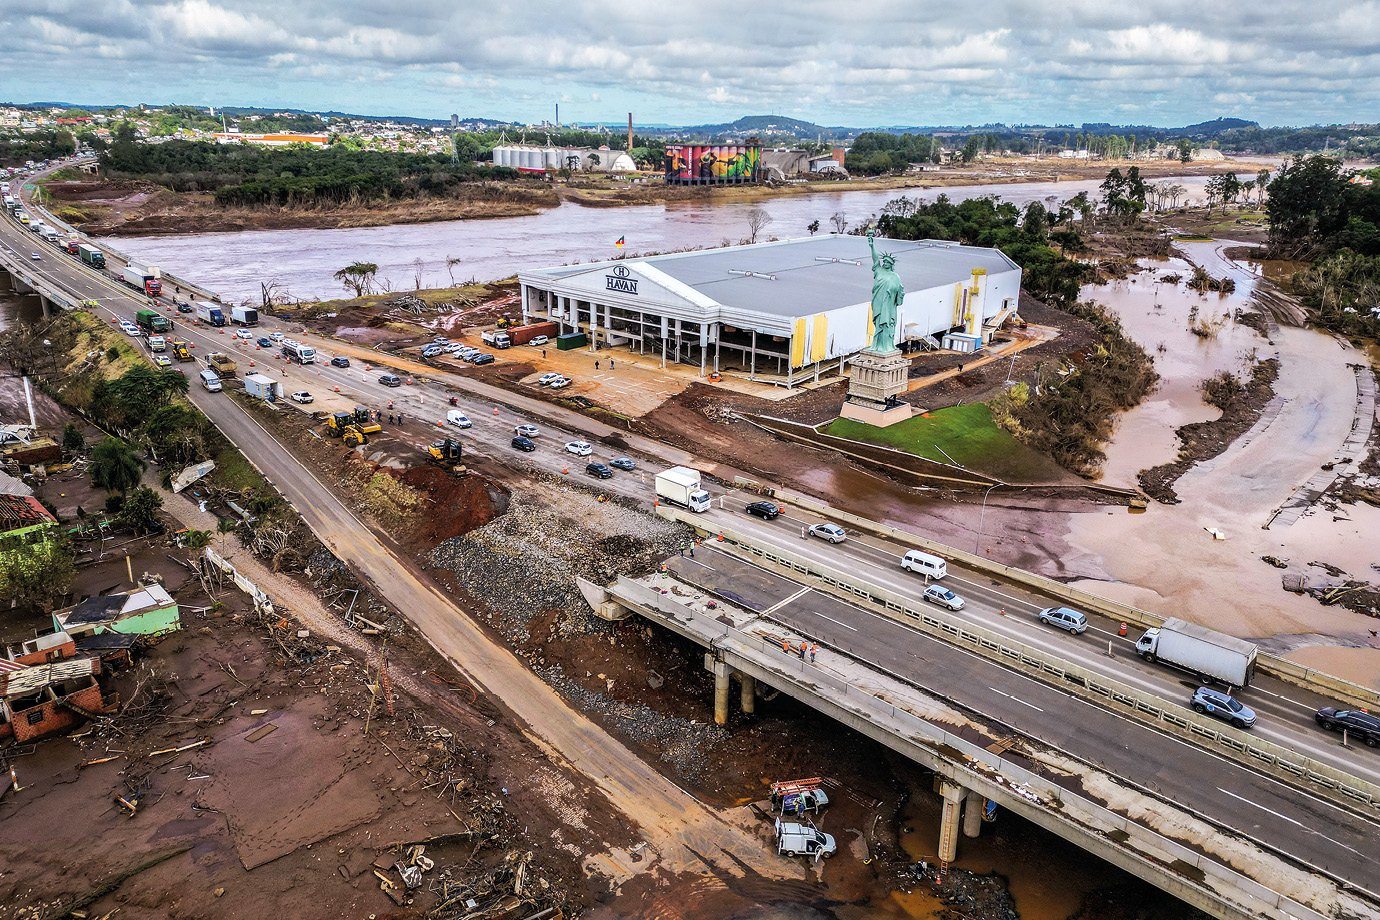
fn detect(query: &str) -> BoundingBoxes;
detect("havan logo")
[605,264,638,295]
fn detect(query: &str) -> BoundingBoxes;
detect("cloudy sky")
[3,0,1377,127]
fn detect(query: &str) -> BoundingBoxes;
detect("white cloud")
[0,0,1376,125]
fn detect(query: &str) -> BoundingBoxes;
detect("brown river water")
[116,176,1213,303]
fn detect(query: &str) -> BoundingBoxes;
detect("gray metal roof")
[524,235,1019,320]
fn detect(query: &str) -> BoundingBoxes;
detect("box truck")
[134,308,172,334]
[1135,618,1257,687]
[195,301,226,327]
[122,259,162,296]
[78,243,105,268]
[655,466,711,513]
[230,306,259,326]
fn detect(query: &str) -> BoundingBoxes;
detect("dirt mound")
[396,465,510,548]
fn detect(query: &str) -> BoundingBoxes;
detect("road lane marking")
[802,609,858,632]
[989,687,1045,712]
[764,586,812,615]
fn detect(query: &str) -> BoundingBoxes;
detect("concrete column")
[713,660,731,726]
[739,673,756,715]
[937,780,966,863]
[963,791,983,839]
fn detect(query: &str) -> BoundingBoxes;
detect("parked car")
[330,356,350,368]
[537,372,561,386]
[1037,606,1088,635]
[745,500,781,520]
[808,523,847,544]
[471,353,495,366]
[446,410,472,429]
[432,336,450,345]
[586,462,613,479]
[290,391,314,404]
[547,375,570,388]
[269,331,285,342]
[529,334,549,347]
[176,301,194,314]
[455,346,479,359]
[511,435,536,452]
[421,345,443,358]
[445,343,467,354]
[514,424,540,438]
[1191,686,1256,729]
[256,337,273,348]
[378,373,402,387]
[1315,707,1380,746]
[609,457,636,471]
[234,329,253,339]
[923,585,965,611]
[565,440,593,457]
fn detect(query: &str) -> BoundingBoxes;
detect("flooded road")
[115,176,1213,303]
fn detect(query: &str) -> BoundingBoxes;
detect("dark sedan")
[511,435,536,452]
[331,356,351,368]
[745,500,782,520]
[1316,707,1380,746]
[585,462,613,479]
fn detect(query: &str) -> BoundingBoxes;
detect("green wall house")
[0,494,58,546]
[54,582,181,638]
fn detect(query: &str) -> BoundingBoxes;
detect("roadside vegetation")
[1264,155,1380,340]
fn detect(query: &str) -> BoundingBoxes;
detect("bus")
[281,341,316,364]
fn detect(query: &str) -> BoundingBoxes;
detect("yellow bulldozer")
[327,409,383,447]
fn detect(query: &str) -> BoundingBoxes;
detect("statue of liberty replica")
[840,229,913,426]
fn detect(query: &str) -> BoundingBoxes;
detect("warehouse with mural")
[663,144,761,184]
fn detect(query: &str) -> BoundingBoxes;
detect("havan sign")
[605,264,639,295]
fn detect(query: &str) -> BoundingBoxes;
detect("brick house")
[0,658,115,743]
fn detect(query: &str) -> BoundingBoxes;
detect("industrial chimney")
[627,113,633,152]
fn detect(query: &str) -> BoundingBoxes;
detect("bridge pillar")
[712,660,732,726]
[962,791,983,839]
[38,294,52,319]
[739,673,756,715]
[937,780,966,863]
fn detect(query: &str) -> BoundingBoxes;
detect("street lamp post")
[975,483,998,555]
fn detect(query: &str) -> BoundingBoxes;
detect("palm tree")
[90,437,145,495]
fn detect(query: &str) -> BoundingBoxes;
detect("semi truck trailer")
[78,243,105,268]
[195,301,226,327]
[230,306,259,326]
[1135,618,1257,687]
[122,259,162,296]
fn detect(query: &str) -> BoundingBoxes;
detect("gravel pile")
[536,663,728,780]
[427,485,689,638]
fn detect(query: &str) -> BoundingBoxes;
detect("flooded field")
[115,176,1214,303]
[1060,241,1380,682]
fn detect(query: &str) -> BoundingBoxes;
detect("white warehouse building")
[491,144,636,174]
[517,235,1022,386]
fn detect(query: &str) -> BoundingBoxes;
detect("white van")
[199,369,222,392]
[775,819,836,861]
[900,549,947,580]
[446,409,472,429]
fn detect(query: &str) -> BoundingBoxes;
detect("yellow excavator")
[426,438,465,474]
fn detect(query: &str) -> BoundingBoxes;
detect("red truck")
[506,321,559,346]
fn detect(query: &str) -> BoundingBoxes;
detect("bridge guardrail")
[659,507,1380,814]
[613,577,1338,920]
[750,486,1380,712]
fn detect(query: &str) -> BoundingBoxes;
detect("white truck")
[655,466,711,513]
[775,819,836,861]
[1135,618,1258,687]
[481,330,511,349]
[122,259,163,296]
[771,778,830,816]
[195,301,226,327]
[230,306,259,326]
[243,373,284,401]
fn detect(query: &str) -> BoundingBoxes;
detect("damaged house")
[0,657,115,743]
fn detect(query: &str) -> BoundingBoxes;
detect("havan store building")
[517,235,1022,386]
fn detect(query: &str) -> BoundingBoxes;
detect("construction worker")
[810,643,818,663]
[798,640,807,660]
[782,639,790,655]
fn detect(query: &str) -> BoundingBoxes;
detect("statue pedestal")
[841,349,912,428]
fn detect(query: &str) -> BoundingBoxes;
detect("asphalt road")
[669,546,1380,896]
[693,496,1380,784]
[0,208,790,878]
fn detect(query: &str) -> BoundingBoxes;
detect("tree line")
[99,127,530,208]
[0,129,80,167]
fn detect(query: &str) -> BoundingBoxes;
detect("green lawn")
[824,403,1067,483]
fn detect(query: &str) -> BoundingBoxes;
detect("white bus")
[281,340,316,364]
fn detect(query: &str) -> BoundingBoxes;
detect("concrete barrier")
[657,506,1380,814]
[761,490,1380,712]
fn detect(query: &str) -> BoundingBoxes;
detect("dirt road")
[188,380,796,882]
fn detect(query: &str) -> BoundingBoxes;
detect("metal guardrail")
[613,577,1339,920]
[658,506,1380,813]
[761,488,1380,712]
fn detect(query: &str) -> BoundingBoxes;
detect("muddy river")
[116,176,1214,303]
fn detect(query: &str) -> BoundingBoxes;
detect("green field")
[823,403,1067,483]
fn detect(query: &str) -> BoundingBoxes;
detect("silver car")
[808,523,847,544]
[923,585,965,611]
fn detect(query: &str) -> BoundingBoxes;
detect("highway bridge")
[3,179,1380,919]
